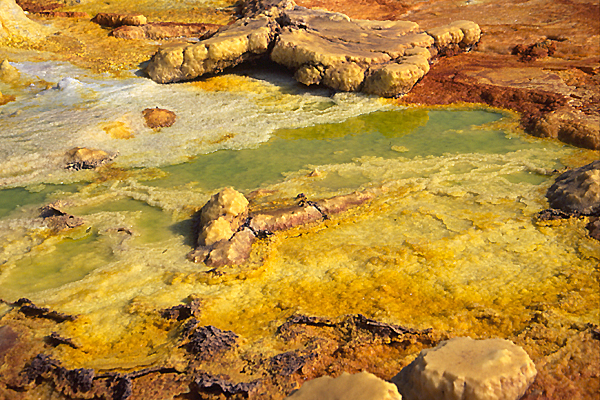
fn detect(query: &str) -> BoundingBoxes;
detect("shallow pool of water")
[149,109,556,191]
[0,104,597,374]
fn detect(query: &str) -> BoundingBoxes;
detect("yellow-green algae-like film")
[0,107,598,374]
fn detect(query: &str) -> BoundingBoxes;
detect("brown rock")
[512,40,557,62]
[65,147,115,170]
[546,161,600,215]
[315,191,374,216]
[586,217,600,240]
[249,203,323,233]
[39,203,84,232]
[532,109,599,150]
[205,228,256,267]
[112,22,221,40]
[142,107,177,129]
[34,11,89,18]
[14,0,61,13]
[91,12,147,27]
[0,326,18,363]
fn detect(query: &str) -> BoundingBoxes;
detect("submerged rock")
[392,337,536,400]
[39,203,84,232]
[546,161,600,215]
[145,0,480,97]
[286,371,402,400]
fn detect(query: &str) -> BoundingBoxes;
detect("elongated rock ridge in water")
[145,0,480,97]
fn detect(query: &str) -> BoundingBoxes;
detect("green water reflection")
[150,109,553,191]
[0,107,569,296]
[0,184,81,219]
[5,231,113,294]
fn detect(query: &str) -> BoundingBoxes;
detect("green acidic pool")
[148,109,557,191]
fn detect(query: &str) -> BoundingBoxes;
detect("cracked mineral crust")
[145,0,480,97]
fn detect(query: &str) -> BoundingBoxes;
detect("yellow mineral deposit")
[0,0,53,43]
[287,371,403,400]
[101,120,135,139]
[0,59,19,82]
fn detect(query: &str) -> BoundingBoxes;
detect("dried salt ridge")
[392,337,537,400]
[189,188,374,267]
[286,371,402,400]
[145,0,480,97]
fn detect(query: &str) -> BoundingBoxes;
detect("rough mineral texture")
[145,0,480,97]
[189,188,374,267]
[146,15,278,84]
[0,0,53,42]
[91,12,147,27]
[64,147,115,170]
[39,203,84,232]
[392,337,537,400]
[0,59,19,82]
[142,107,177,129]
[286,371,402,400]
[546,161,600,215]
[112,22,221,40]
[532,110,600,150]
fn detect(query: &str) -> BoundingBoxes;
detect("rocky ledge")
[538,161,600,240]
[145,0,480,97]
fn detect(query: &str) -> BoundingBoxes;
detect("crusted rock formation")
[39,203,84,232]
[546,161,600,216]
[532,109,600,150]
[112,22,221,40]
[189,188,374,267]
[145,0,480,97]
[64,147,115,170]
[0,0,53,42]
[286,371,402,400]
[91,12,147,27]
[142,107,177,128]
[392,337,537,400]
[146,15,278,84]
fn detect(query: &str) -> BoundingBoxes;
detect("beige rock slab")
[392,337,537,400]
[145,0,480,97]
[146,16,275,83]
[0,0,53,42]
[286,371,402,400]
